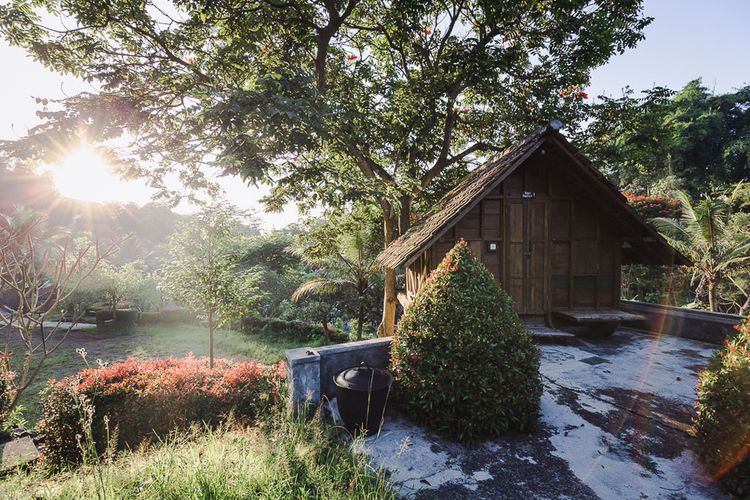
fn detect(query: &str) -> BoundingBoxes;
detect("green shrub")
[114,309,139,325]
[158,307,196,325]
[241,316,345,342]
[138,311,161,325]
[94,309,113,326]
[39,356,285,466]
[391,240,542,442]
[694,317,750,497]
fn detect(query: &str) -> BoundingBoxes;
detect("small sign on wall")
[486,241,499,253]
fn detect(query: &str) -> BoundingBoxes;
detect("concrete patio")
[357,328,725,499]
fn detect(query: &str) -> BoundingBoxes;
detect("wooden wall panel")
[507,200,525,310]
[505,171,524,197]
[525,160,548,195]
[573,276,596,307]
[481,199,501,239]
[552,242,570,275]
[455,205,481,239]
[551,200,570,241]
[572,241,599,275]
[573,201,597,240]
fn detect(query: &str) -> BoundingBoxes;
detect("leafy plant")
[292,216,381,340]
[38,356,285,466]
[160,205,265,367]
[694,317,750,497]
[391,240,542,442]
[654,187,750,311]
[0,414,394,498]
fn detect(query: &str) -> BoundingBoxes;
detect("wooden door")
[505,198,548,314]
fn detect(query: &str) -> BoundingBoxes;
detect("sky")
[1,0,749,229]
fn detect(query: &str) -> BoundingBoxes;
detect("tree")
[654,188,750,312]
[0,212,118,411]
[579,81,750,196]
[292,216,381,340]
[160,205,263,367]
[0,0,652,335]
[239,229,306,320]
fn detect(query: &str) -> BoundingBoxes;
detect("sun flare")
[45,147,152,205]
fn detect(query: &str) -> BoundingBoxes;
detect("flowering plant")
[623,192,682,219]
[39,356,285,466]
[694,317,750,496]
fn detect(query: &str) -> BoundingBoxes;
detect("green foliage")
[0,415,393,499]
[694,318,750,497]
[74,259,161,315]
[580,81,750,195]
[239,229,307,320]
[653,188,750,311]
[39,357,285,466]
[391,240,542,442]
[620,264,692,306]
[0,0,651,260]
[292,211,383,340]
[160,205,263,324]
[160,205,265,365]
[240,317,340,342]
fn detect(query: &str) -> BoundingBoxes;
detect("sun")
[46,147,153,205]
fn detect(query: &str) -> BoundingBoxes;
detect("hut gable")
[377,125,689,315]
[378,125,688,270]
[377,127,548,270]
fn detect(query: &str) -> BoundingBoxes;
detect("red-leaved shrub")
[39,356,285,466]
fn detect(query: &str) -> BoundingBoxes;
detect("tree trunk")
[378,211,398,337]
[356,298,365,341]
[208,307,215,368]
[321,305,331,342]
[739,294,750,317]
[707,279,718,312]
[377,196,413,338]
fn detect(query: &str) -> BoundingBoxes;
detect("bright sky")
[2,0,749,229]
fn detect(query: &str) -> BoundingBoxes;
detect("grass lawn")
[5,323,333,424]
[0,415,394,499]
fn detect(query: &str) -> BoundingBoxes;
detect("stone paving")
[358,329,725,499]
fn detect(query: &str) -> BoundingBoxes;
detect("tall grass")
[0,412,394,499]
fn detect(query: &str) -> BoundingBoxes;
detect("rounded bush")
[39,356,286,466]
[391,240,542,442]
[694,318,750,497]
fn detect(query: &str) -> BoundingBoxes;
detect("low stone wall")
[285,337,392,410]
[621,300,742,345]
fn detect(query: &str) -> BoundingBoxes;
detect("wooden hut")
[377,124,689,332]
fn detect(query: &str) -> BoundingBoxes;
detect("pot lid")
[334,362,393,392]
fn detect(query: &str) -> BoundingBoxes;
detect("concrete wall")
[286,337,392,410]
[621,300,742,345]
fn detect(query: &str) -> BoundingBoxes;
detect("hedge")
[38,356,285,466]
[694,317,750,497]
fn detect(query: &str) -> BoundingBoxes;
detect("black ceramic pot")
[334,362,393,435]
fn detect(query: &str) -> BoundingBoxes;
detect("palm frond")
[291,277,356,302]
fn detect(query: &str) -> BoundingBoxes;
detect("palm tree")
[292,229,380,340]
[653,188,750,312]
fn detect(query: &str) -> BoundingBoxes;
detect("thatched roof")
[377,125,690,269]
